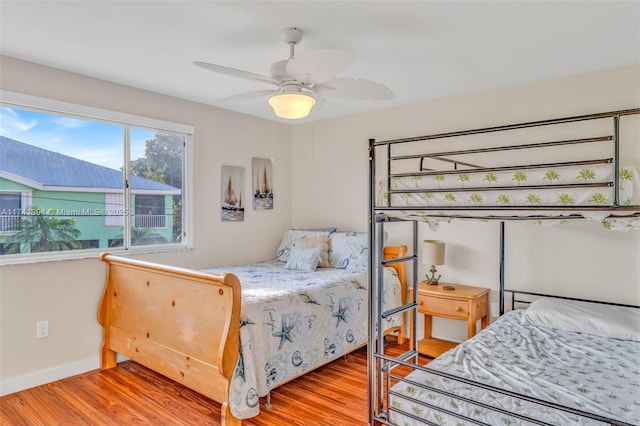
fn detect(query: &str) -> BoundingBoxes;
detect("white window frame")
[0,90,193,265]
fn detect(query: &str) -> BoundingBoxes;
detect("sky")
[0,106,152,170]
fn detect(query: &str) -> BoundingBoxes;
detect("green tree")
[131,133,183,189]
[109,227,169,248]
[131,133,183,242]
[6,208,81,253]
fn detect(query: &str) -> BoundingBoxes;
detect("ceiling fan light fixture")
[268,93,315,119]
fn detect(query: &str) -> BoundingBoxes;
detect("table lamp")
[422,240,445,285]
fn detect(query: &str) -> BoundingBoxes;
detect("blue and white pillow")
[276,229,330,263]
[293,237,330,268]
[285,246,323,272]
[328,232,368,270]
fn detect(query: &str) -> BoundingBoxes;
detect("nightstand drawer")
[418,294,468,319]
[410,282,490,358]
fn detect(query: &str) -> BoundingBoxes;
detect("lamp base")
[425,265,441,285]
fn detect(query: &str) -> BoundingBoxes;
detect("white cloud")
[0,107,37,136]
[52,116,86,129]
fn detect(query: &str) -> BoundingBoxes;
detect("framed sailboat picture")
[221,165,245,222]
[252,157,273,210]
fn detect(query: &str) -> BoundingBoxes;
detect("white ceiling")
[1,1,639,124]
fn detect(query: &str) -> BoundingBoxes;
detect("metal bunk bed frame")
[367,108,640,426]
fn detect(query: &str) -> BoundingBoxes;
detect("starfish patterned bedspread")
[389,309,640,425]
[202,260,403,419]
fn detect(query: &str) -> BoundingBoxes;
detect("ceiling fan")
[194,27,394,119]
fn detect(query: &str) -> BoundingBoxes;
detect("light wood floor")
[1,337,425,426]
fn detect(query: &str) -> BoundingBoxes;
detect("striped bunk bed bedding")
[374,108,640,231]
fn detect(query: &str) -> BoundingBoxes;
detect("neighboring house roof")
[0,136,180,194]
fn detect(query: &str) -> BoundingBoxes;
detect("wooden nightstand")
[409,282,490,358]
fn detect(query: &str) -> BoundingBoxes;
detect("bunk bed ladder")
[369,138,422,426]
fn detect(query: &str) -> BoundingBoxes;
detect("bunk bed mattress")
[389,310,640,425]
[203,260,403,419]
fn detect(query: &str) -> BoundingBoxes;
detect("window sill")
[0,244,192,266]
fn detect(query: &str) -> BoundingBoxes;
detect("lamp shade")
[268,93,315,119]
[422,240,445,266]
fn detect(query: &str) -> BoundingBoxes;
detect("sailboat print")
[221,165,245,221]
[252,158,274,210]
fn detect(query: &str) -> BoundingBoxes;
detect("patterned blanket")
[203,260,402,419]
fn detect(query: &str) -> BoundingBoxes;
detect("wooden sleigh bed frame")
[98,246,407,426]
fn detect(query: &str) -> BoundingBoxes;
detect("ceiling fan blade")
[285,49,352,84]
[194,61,278,86]
[313,78,394,100]
[217,89,276,103]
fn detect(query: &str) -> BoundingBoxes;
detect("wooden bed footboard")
[97,253,242,426]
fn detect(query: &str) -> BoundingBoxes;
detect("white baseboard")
[0,354,129,396]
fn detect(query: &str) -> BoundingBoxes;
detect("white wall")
[0,56,292,394]
[291,64,640,341]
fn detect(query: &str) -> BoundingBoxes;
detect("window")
[134,195,166,229]
[0,192,22,232]
[0,91,192,261]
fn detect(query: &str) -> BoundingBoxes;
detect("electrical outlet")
[37,321,48,338]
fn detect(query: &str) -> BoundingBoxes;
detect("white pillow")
[525,297,640,341]
[285,246,322,272]
[328,232,368,270]
[293,237,330,268]
[276,229,330,262]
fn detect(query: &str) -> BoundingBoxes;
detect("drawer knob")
[454,306,462,312]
